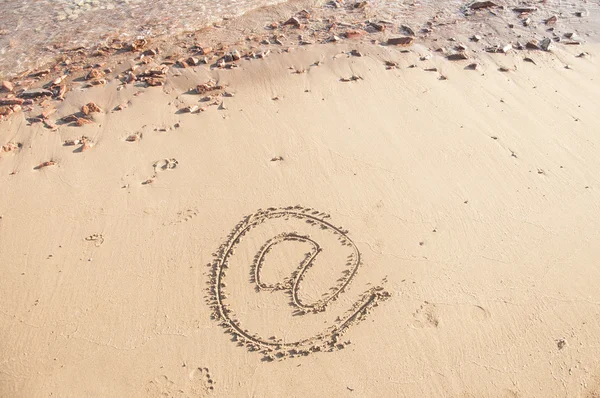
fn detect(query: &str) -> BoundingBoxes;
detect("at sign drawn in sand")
[208,206,390,361]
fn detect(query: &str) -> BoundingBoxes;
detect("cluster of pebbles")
[0,0,596,167]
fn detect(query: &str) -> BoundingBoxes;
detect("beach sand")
[1,1,600,396]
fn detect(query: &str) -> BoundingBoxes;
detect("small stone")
[283,17,301,28]
[354,1,368,9]
[545,15,557,26]
[471,35,482,42]
[52,75,67,85]
[187,57,200,66]
[29,69,51,77]
[146,78,164,86]
[513,6,537,13]
[231,50,241,61]
[19,88,53,98]
[150,65,169,76]
[80,141,92,152]
[130,38,147,51]
[86,69,104,80]
[523,17,532,26]
[387,37,414,46]
[184,105,199,113]
[41,108,56,119]
[34,161,56,170]
[75,117,92,126]
[502,44,513,53]
[346,29,365,39]
[83,102,101,114]
[447,51,469,60]
[470,1,497,10]
[384,61,398,69]
[523,57,536,65]
[43,120,58,130]
[143,48,158,56]
[1,81,13,92]
[540,38,552,51]
[576,52,589,58]
[401,25,416,36]
[556,339,566,350]
[350,49,363,57]
[526,40,539,49]
[370,22,385,32]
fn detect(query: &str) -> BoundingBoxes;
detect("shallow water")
[0,0,287,75]
[0,0,596,76]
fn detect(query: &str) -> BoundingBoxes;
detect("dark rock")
[283,17,301,28]
[469,1,498,10]
[540,38,552,51]
[0,98,24,106]
[1,81,13,92]
[387,37,414,46]
[19,88,53,98]
[447,51,469,60]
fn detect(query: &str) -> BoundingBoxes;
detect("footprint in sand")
[142,158,179,185]
[187,367,214,396]
[153,158,179,173]
[164,208,199,226]
[412,302,439,328]
[84,233,104,247]
[145,375,180,397]
[145,367,214,397]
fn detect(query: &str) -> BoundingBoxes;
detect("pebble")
[1,81,13,92]
[447,51,469,60]
[20,88,53,98]
[540,38,552,51]
[283,17,301,28]
[387,37,414,46]
[470,1,498,10]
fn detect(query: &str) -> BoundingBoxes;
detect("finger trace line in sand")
[208,206,390,360]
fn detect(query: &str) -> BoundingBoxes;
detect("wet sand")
[1,0,600,397]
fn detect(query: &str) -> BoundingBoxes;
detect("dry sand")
[2,1,600,397]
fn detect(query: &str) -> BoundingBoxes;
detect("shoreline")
[1,0,597,80]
